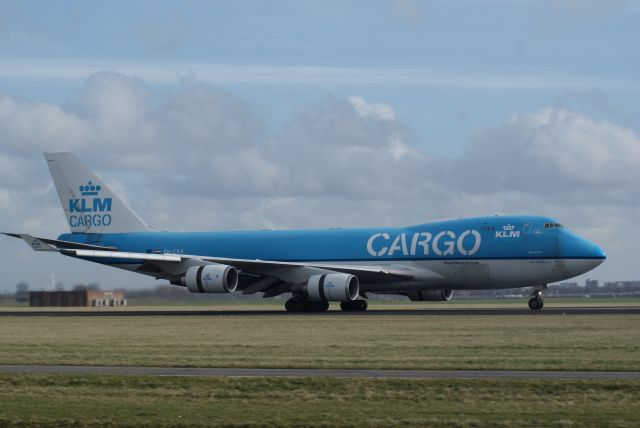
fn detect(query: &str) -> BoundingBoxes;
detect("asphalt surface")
[0,306,638,317]
[0,364,638,380]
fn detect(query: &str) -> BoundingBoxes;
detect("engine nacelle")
[306,273,359,302]
[184,264,238,293]
[408,289,453,302]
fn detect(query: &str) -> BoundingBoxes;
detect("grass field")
[1,313,639,371]
[0,374,639,427]
[2,307,639,426]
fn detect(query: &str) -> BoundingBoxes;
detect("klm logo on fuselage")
[67,181,112,228]
[367,230,482,258]
[496,224,520,238]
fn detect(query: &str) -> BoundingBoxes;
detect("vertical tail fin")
[44,152,151,233]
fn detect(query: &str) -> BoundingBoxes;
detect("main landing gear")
[340,300,368,312]
[284,297,369,312]
[284,297,329,313]
[528,284,547,310]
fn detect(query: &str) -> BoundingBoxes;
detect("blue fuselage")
[59,215,605,264]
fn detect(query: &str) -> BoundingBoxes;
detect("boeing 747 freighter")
[3,153,606,311]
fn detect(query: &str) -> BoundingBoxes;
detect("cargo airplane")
[3,153,606,311]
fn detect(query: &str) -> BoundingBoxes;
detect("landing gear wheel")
[284,298,329,313]
[340,300,368,312]
[285,299,295,312]
[528,297,543,310]
[284,297,306,312]
[528,285,547,311]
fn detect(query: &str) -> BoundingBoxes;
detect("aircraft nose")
[583,242,606,270]
[560,234,606,276]
[590,243,607,263]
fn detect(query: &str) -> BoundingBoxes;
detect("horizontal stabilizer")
[2,233,118,252]
[9,234,57,251]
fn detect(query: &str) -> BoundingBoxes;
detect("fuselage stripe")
[81,256,604,266]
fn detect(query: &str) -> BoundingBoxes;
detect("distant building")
[29,290,126,307]
[585,279,599,290]
[15,282,29,302]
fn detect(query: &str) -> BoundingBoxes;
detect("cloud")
[0,73,425,229]
[348,96,396,121]
[0,93,88,155]
[2,72,638,216]
[0,71,637,288]
[451,108,640,202]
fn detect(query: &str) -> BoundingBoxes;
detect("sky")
[1,0,639,291]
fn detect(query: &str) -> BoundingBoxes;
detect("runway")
[0,364,638,380]
[0,306,638,317]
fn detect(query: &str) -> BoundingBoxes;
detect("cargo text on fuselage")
[366,230,481,257]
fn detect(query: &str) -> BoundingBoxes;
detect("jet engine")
[183,264,238,293]
[306,273,359,302]
[408,289,453,302]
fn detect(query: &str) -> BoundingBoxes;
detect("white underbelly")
[422,258,571,289]
[361,258,576,292]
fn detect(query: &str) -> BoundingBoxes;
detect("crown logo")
[503,224,515,231]
[79,181,101,196]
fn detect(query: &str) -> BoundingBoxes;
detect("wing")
[63,249,418,282]
[4,234,443,295]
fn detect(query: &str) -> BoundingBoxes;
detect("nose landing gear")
[528,285,547,310]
